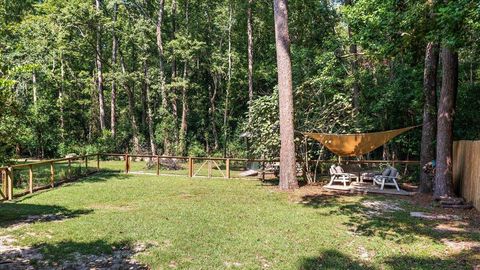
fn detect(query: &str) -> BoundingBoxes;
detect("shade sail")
[304,126,418,157]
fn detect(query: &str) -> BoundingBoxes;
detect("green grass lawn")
[7,159,248,197]
[1,172,479,269]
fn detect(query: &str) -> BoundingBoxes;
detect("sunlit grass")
[1,173,478,269]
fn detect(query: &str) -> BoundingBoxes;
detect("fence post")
[50,162,55,188]
[125,154,129,174]
[156,155,160,176]
[262,161,266,182]
[7,167,13,200]
[29,165,33,194]
[188,157,193,178]
[2,170,7,199]
[97,154,100,172]
[208,160,212,178]
[226,159,230,179]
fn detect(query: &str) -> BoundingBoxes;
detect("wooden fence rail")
[453,141,480,210]
[103,153,418,179]
[1,154,100,201]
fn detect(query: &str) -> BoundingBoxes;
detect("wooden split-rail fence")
[0,154,99,201]
[1,153,420,201]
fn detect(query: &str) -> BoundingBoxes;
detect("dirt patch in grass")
[434,221,480,234]
[0,234,151,269]
[442,239,480,253]
[0,235,44,270]
[406,193,480,232]
[287,183,354,204]
[4,214,72,231]
[361,200,403,217]
[256,254,272,269]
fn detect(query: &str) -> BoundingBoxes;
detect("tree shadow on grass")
[298,249,374,270]
[0,171,142,229]
[50,170,131,187]
[334,197,480,244]
[259,178,279,186]
[0,239,149,269]
[72,170,131,184]
[0,203,93,229]
[382,252,479,270]
[301,193,480,241]
[259,178,315,187]
[297,249,479,270]
[7,170,132,201]
[299,193,480,268]
[299,193,356,209]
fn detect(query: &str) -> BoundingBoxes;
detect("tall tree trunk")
[178,62,188,156]
[210,77,219,150]
[95,0,106,131]
[163,0,178,155]
[349,31,360,110]
[345,0,360,111]
[156,0,167,112]
[111,2,118,138]
[420,42,439,193]
[177,0,189,155]
[155,0,166,154]
[273,0,298,190]
[171,0,177,80]
[223,2,233,158]
[247,0,254,122]
[144,61,157,155]
[120,53,141,154]
[141,72,147,128]
[434,47,458,198]
[59,53,65,141]
[32,72,37,107]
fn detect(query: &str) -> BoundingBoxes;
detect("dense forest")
[0,0,479,165]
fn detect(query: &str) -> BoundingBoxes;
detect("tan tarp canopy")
[303,126,418,157]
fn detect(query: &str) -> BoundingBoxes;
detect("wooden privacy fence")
[453,141,480,210]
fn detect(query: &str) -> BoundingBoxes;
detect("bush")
[188,140,206,157]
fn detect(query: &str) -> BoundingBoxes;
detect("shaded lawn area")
[1,173,479,269]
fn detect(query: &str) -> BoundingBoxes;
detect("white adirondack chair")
[327,165,358,186]
[373,167,400,191]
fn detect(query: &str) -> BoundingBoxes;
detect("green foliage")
[0,85,24,164]
[245,90,280,158]
[188,140,206,157]
[435,0,473,48]
[0,0,479,163]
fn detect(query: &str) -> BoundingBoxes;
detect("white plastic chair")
[373,167,400,191]
[328,165,357,187]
